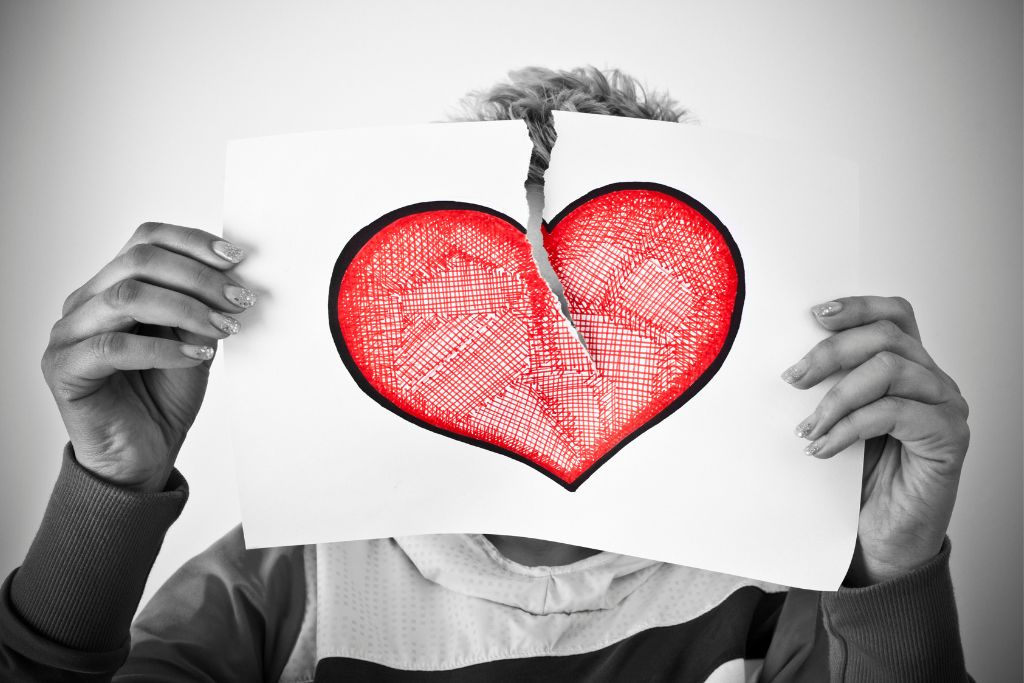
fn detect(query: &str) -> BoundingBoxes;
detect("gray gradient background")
[1,1,1021,678]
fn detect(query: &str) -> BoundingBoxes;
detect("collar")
[393,533,663,615]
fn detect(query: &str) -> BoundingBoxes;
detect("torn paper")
[223,116,861,590]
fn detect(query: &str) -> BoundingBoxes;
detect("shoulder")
[179,525,305,588]
[135,524,309,629]
[123,526,312,681]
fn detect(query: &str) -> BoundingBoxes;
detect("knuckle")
[40,346,57,384]
[42,344,83,399]
[123,243,158,270]
[187,261,216,291]
[61,290,81,316]
[872,319,902,345]
[49,379,78,403]
[177,294,199,320]
[93,331,125,360]
[891,295,915,317]
[958,394,970,419]
[941,405,971,452]
[878,395,905,419]
[41,350,73,398]
[821,384,845,413]
[872,350,902,374]
[182,229,207,250]
[48,319,65,345]
[832,412,856,436]
[107,278,142,309]
[814,335,835,359]
[945,390,970,420]
[134,221,159,240]
[957,420,971,451]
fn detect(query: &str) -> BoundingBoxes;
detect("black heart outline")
[329,183,744,491]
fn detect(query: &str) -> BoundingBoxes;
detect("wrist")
[70,444,174,493]
[844,540,944,587]
[78,460,171,493]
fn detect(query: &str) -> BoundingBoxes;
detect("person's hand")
[782,296,970,586]
[41,223,256,493]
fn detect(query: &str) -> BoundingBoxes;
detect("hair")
[454,66,690,186]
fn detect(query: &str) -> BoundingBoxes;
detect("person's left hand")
[781,295,970,586]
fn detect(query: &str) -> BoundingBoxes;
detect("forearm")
[0,445,187,681]
[820,538,972,682]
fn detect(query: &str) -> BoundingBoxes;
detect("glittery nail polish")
[812,301,843,317]
[794,420,814,438]
[210,311,241,335]
[181,344,215,361]
[212,240,246,264]
[781,358,809,384]
[224,285,257,309]
[804,438,825,457]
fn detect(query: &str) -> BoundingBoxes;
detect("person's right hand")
[41,223,256,492]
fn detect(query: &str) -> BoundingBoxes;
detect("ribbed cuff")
[820,538,968,682]
[9,444,188,652]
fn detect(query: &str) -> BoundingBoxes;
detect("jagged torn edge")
[520,132,593,361]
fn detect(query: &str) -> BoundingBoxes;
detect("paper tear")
[524,182,590,354]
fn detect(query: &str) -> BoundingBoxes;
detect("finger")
[146,323,218,349]
[782,319,937,389]
[806,295,966,398]
[56,332,215,384]
[803,396,969,467]
[53,279,241,344]
[121,222,245,269]
[809,295,921,341]
[63,243,257,316]
[794,351,955,442]
[175,329,219,348]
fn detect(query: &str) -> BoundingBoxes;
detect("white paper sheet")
[223,116,861,590]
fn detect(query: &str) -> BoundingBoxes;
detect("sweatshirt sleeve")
[0,444,187,681]
[819,538,973,682]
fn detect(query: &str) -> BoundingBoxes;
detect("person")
[0,66,973,682]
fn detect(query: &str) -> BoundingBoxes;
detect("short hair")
[454,66,689,186]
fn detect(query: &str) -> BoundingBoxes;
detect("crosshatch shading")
[329,183,745,490]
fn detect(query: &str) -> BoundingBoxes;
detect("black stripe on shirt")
[314,586,785,682]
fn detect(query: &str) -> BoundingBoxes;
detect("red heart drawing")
[330,183,743,490]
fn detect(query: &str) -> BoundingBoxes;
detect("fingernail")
[794,419,815,438]
[212,240,246,264]
[804,436,827,457]
[781,358,809,383]
[812,301,843,317]
[181,344,215,361]
[224,285,257,308]
[209,311,241,335]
